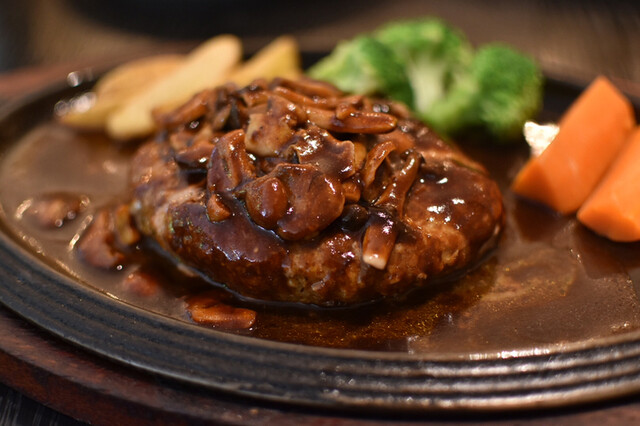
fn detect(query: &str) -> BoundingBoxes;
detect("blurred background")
[0,1,639,424]
[0,0,639,85]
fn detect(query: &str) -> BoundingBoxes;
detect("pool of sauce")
[2,122,640,354]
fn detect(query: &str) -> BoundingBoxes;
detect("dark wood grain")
[0,380,82,425]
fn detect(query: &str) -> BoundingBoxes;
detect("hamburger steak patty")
[130,77,505,306]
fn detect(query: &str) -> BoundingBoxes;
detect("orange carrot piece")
[577,127,640,242]
[511,76,635,214]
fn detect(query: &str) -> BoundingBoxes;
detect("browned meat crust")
[129,77,504,306]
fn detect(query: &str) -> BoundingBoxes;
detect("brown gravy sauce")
[2,122,640,353]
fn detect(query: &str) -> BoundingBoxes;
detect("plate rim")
[2,71,640,412]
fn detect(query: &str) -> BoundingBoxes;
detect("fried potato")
[67,34,302,140]
[94,54,185,99]
[107,35,242,140]
[228,36,302,86]
[59,55,184,129]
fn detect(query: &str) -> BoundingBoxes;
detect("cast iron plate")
[1,72,640,412]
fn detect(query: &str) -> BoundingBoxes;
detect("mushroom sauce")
[2,111,640,354]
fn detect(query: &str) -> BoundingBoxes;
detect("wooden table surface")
[1,1,640,424]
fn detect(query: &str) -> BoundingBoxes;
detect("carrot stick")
[511,76,635,214]
[577,127,640,241]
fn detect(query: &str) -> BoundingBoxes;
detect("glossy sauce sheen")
[135,80,504,307]
[2,122,640,353]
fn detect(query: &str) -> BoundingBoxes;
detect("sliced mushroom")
[244,175,288,229]
[375,150,422,217]
[275,77,342,99]
[291,126,356,180]
[174,140,215,170]
[305,106,397,134]
[376,127,415,152]
[20,192,88,229]
[244,95,299,157]
[76,208,125,269]
[206,193,232,222]
[246,163,345,240]
[341,178,362,203]
[154,89,211,130]
[207,129,256,192]
[361,140,397,201]
[186,291,256,329]
[362,210,397,270]
[238,83,270,107]
[113,203,141,247]
[272,85,337,109]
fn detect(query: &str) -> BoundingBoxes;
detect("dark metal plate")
[1,73,640,412]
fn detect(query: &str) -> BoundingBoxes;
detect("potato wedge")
[59,55,184,130]
[107,34,242,140]
[228,36,302,86]
[94,54,185,99]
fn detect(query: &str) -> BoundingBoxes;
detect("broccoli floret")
[307,36,413,106]
[471,45,544,140]
[374,18,474,115]
[423,44,544,141]
[308,18,544,143]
